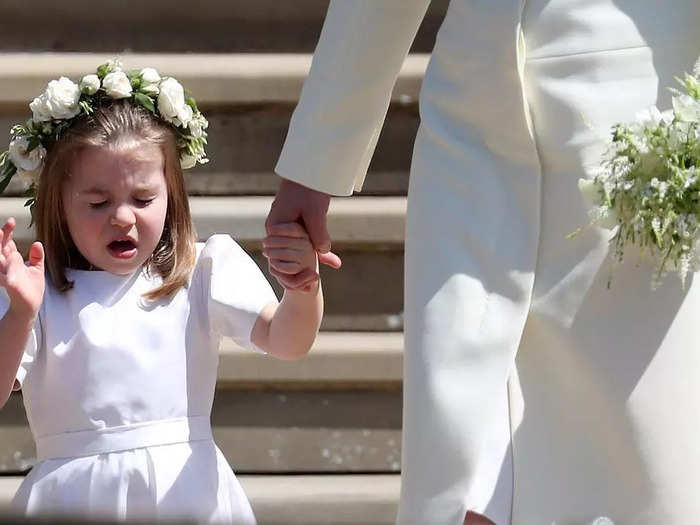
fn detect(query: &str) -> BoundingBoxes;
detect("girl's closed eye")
[89,201,108,209]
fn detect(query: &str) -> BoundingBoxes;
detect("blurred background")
[0,1,448,523]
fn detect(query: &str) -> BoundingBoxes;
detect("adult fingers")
[262,236,308,250]
[301,207,331,254]
[266,222,308,239]
[262,248,302,262]
[265,186,301,235]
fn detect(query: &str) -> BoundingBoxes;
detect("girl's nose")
[110,204,136,227]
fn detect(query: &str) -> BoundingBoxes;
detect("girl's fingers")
[1,218,15,249]
[269,259,303,274]
[262,236,309,250]
[269,266,318,290]
[266,222,309,239]
[262,248,303,262]
[3,239,17,257]
[3,240,16,259]
[28,242,44,270]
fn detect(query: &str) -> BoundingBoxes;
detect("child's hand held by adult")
[263,221,320,294]
[0,217,45,321]
[265,178,342,270]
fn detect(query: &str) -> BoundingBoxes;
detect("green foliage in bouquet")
[573,72,700,289]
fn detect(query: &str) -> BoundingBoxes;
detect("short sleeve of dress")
[197,234,278,353]
[0,287,41,391]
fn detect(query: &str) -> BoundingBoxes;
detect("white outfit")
[275,1,700,524]
[1,235,277,523]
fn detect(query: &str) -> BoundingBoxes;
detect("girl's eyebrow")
[79,184,158,195]
[79,187,108,196]
[133,184,159,192]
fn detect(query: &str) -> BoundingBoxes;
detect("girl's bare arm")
[0,218,44,407]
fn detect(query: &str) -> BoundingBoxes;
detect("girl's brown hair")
[34,99,197,301]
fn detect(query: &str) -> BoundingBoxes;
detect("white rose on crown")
[139,68,161,96]
[179,154,197,170]
[8,136,46,187]
[102,71,133,99]
[29,77,81,121]
[188,113,209,138]
[1,59,211,222]
[157,78,193,128]
[80,74,100,95]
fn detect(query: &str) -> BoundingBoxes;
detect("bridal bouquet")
[573,71,700,289]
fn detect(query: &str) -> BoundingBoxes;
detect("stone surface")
[0,0,447,53]
[0,196,407,244]
[0,474,401,525]
[0,53,427,105]
[219,332,403,386]
[0,103,417,197]
[0,389,402,474]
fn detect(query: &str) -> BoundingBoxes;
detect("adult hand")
[265,178,342,290]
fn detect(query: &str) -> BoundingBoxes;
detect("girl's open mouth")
[108,240,137,259]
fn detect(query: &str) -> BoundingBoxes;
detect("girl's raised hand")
[0,218,45,320]
[263,222,319,293]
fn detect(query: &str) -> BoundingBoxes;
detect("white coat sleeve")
[275,0,431,196]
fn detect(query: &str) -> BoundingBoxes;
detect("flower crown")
[0,59,209,214]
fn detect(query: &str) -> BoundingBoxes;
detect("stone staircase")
[0,1,447,523]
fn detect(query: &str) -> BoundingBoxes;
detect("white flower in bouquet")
[30,77,81,121]
[573,72,700,289]
[103,71,133,99]
[157,78,193,128]
[79,74,101,95]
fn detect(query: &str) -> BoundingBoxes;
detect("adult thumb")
[28,242,44,270]
[303,209,332,254]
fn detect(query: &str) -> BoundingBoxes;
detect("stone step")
[1,104,416,197]
[0,53,428,106]
[1,388,403,474]
[220,332,403,387]
[1,107,416,197]
[0,474,400,524]
[0,0,447,54]
[1,196,406,245]
[0,53,424,197]
[0,333,404,473]
[1,197,406,331]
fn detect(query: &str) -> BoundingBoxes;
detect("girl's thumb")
[29,242,44,269]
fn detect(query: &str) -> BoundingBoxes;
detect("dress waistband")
[36,416,213,461]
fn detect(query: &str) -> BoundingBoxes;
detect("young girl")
[0,62,322,523]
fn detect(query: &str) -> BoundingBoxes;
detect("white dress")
[1,234,278,523]
[275,1,700,523]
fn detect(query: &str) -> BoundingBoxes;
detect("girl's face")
[62,142,169,275]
